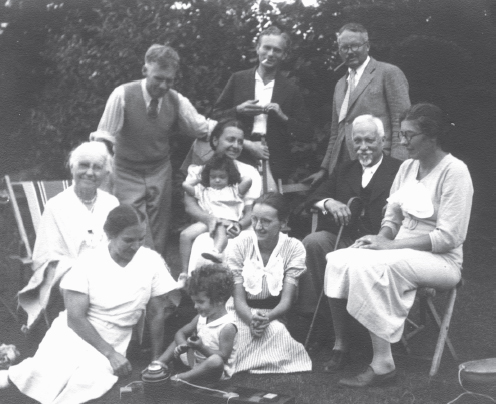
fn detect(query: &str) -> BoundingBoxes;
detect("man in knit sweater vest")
[93,44,214,256]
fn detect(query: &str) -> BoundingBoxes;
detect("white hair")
[68,141,112,174]
[352,115,385,139]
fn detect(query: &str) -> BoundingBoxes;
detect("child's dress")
[194,184,244,222]
[181,313,238,380]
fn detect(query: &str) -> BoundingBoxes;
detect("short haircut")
[187,264,234,304]
[68,141,112,174]
[352,114,385,139]
[104,204,143,239]
[209,118,247,150]
[337,23,369,42]
[257,26,291,52]
[144,44,180,70]
[200,155,241,188]
[401,103,450,150]
[252,192,291,222]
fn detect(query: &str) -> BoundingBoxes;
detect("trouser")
[296,230,353,314]
[113,159,171,257]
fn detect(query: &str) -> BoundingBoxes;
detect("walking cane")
[260,134,268,194]
[304,196,363,350]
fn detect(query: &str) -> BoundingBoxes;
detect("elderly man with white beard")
[297,115,401,368]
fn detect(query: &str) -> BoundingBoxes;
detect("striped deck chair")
[2,176,71,321]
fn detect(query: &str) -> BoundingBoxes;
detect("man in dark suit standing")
[212,26,311,190]
[298,115,401,369]
[303,23,409,186]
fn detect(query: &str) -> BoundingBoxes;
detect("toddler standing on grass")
[145,264,237,383]
[180,155,252,274]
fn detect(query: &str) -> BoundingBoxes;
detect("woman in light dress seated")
[18,141,119,331]
[1,205,178,403]
[324,103,473,387]
[225,193,312,374]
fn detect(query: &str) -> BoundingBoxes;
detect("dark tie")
[148,98,159,118]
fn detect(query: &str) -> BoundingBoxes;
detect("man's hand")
[324,199,351,227]
[265,103,288,121]
[236,100,264,116]
[244,140,269,160]
[301,169,327,187]
[106,350,132,377]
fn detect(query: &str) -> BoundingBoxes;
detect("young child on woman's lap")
[181,155,251,274]
[146,264,237,383]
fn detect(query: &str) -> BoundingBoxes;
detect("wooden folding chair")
[400,281,462,378]
[3,175,71,322]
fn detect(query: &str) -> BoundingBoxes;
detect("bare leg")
[180,222,208,274]
[369,331,395,375]
[328,298,350,351]
[176,354,224,383]
[213,224,228,253]
[0,370,10,389]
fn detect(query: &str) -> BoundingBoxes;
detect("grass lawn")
[1,227,495,404]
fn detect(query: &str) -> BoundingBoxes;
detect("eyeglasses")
[399,131,424,143]
[251,216,273,228]
[338,42,368,53]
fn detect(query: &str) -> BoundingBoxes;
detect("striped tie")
[338,69,356,123]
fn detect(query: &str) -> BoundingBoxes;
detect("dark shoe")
[323,350,350,372]
[339,366,397,387]
[201,250,223,263]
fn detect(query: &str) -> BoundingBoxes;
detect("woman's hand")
[226,221,242,238]
[351,235,394,250]
[106,350,132,377]
[250,312,269,338]
[173,343,189,359]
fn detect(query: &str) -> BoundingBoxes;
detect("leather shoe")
[339,366,397,387]
[323,350,350,372]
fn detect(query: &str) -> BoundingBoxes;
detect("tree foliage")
[0,0,494,181]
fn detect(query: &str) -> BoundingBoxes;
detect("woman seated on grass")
[324,103,473,387]
[144,264,237,383]
[1,205,178,403]
[225,193,312,374]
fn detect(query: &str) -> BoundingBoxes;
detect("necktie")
[338,69,356,123]
[148,98,159,118]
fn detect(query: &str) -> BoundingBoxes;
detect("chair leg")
[429,288,458,378]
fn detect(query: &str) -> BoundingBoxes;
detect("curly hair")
[186,264,234,304]
[200,155,241,188]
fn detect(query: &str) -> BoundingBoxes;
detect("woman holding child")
[324,103,473,387]
[182,119,262,275]
[226,193,312,374]
[1,205,178,403]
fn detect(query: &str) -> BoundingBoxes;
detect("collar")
[140,79,163,107]
[348,55,370,78]
[255,70,275,88]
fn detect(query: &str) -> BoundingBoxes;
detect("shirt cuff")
[314,199,331,213]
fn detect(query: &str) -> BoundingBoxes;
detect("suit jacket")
[212,67,311,181]
[321,57,410,176]
[307,155,402,239]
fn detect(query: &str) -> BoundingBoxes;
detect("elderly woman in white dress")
[1,205,178,403]
[225,193,312,374]
[324,103,473,387]
[18,142,119,331]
